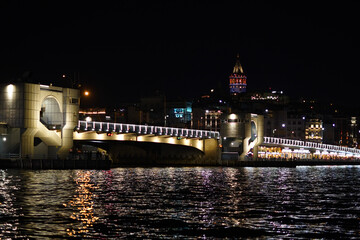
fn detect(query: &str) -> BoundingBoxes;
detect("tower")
[0,82,79,159]
[229,54,247,95]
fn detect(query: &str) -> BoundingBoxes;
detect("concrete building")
[166,101,192,128]
[220,113,264,160]
[305,118,324,143]
[0,82,79,159]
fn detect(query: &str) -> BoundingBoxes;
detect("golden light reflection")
[64,170,99,237]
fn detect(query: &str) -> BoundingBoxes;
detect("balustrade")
[77,120,220,139]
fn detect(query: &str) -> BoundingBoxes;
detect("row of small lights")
[77,122,216,139]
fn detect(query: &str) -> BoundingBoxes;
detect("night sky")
[1,1,359,106]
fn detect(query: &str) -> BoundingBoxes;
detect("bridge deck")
[263,136,360,158]
[77,120,220,139]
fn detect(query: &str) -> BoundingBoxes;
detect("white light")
[85,116,92,122]
[282,123,286,128]
[6,84,15,100]
[229,113,237,120]
[2,137,6,142]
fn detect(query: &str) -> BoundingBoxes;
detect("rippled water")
[1,166,360,239]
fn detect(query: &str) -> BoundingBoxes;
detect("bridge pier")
[202,138,221,165]
[0,83,79,160]
[21,128,37,157]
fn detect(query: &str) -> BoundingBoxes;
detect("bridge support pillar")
[240,114,264,161]
[21,83,79,159]
[203,138,221,165]
[21,128,38,157]
[57,88,79,158]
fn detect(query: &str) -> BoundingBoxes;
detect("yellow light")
[167,138,176,144]
[84,91,90,96]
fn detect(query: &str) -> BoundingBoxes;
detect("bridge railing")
[76,120,220,139]
[263,136,360,155]
[0,153,21,159]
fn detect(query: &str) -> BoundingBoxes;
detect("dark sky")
[1,1,359,106]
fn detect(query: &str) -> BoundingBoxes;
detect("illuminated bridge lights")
[263,136,360,159]
[76,120,220,140]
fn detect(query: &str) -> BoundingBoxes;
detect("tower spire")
[229,54,247,95]
[233,54,244,74]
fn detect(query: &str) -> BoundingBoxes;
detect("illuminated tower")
[229,54,247,95]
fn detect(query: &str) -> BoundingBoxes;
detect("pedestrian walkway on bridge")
[259,137,360,160]
[76,120,221,140]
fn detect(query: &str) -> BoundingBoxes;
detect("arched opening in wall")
[40,97,62,129]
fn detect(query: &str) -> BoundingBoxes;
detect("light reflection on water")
[0,166,360,238]
[65,170,99,236]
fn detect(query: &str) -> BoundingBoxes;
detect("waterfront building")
[0,82,79,159]
[332,116,360,148]
[305,118,323,143]
[123,94,194,128]
[192,108,223,131]
[140,95,166,126]
[286,115,306,140]
[166,101,192,128]
[192,88,229,131]
[220,113,264,160]
[229,54,247,95]
[204,110,222,131]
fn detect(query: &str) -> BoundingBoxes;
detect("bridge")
[0,82,359,166]
[258,136,360,160]
[73,120,360,162]
[73,120,221,165]
[75,120,220,140]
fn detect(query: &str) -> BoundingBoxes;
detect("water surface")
[1,166,360,239]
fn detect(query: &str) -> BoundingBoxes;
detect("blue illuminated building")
[167,101,192,128]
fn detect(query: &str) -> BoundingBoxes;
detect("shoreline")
[1,158,360,170]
